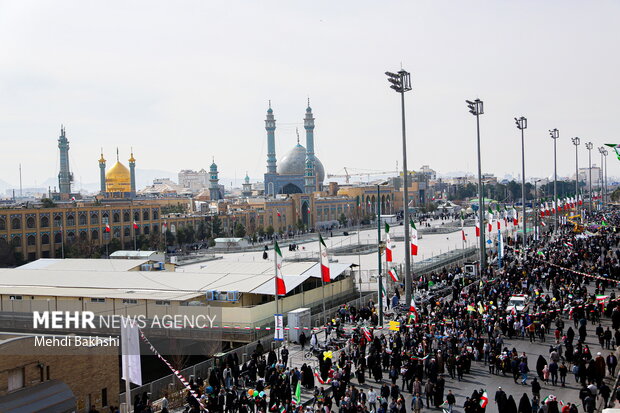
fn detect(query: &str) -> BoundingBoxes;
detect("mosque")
[98,149,137,199]
[263,101,325,195]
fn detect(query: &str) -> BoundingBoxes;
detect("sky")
[1,0,619,188]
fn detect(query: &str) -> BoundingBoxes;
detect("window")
[54,215,62,227]
[143,226,150,235]
[12,236,21,247]
[41,234,50,245]
[152,210,159,220]
[90,298,105,303]
[40,216,49,228]
[122,299,137,304]
[79,215,87,226]
[91,229,99,240]
[90,214,99,225]
[155,300,170,306]
[66,214,75,226]
[134,211,140,221]
[123,212,130,222]
[143,210,150,221]
[7,368,24,392]
[27,235,36,246]
[124,227,130,237]
[11,217,21,230]
[26,217,35,229]
[80,232,87,241]
[54,233,62,244]
[113,213,120,223]
[9,295,22,300]
[0,218,5,230]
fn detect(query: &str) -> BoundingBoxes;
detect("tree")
[66,238,98,258]
[41,198,56,208]
[148,231,164,251]
[612,188,620,202]
[197,221,208,241]
[234,223,246,238]
[265,225,275,237]
[257,227,265,237]
[0,240,18,267]
[165,230,175,246]
[338,213,348,227]
[210,216,223,238]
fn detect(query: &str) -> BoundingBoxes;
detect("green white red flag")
[409,219,418,256]
[319,234,330,283]
[274,241,286,295]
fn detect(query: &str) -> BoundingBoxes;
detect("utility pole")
[572,137,580,208]
[586,142,593,217]
[549,129,559,232]
[515,116,527,253]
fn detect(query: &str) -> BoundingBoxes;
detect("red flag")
[133,221,139,230]
[104,224,111,233]
[274,242,286,295]
[319,234,330,283]
[409,219,418,256]
[461,230,466,241]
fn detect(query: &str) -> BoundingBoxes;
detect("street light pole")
[534,179,542,241]
[586,142,593,216]
[549,129,559,232]
[385,69,413,306]
[603,149,608,206]
[467,99,485,274]
[515,116,527,253]
[572,137,580,207]
[598,147,605,206]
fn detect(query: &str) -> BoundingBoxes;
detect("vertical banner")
[121,317,142,386]
[274,314,284,341]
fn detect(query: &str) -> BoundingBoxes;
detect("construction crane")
[327,167,401,184]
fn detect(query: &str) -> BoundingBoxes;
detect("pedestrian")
[446,390,456,413]
[411,393,424,413]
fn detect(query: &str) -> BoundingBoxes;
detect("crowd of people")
[147,209,620,413]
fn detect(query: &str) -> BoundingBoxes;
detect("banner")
[121,317,142,386]
[274,314,284,341]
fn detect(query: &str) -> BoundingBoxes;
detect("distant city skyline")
[1,1,619,188]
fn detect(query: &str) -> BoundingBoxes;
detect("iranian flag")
[104,223,111,233]
[410,219,418,256]
[276,209,281,217]
[512,207,518,226]
[388,268,399,282]
[460,212,466,241]
[385,223,393,262]
[133,221,139,230]
[362,326,373,341]
[274,241,287,296]
[487,207,493,232]
[319,234,330,283]
[479,391,489,408]
[475,215,480,237]
[409,297,419,322]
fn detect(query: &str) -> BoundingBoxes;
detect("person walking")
[411,393,424,413]
[446,390,456,413]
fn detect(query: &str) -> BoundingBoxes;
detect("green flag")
[410,218,416,230]
[319,233,327,247]
[274,241,282,257]
[602,220,608,227]
[294,381,301,405]
[385,222,390,233]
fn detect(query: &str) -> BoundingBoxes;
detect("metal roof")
[0,259,351,300]
[16,258,150,272]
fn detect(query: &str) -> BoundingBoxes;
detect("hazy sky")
[1,0,619,188]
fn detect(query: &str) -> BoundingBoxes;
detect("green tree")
[257,227,265,237]
[265,225,275,237]
[0,239,18,267]
[210,216,222,238]
[197,221,208,241]
[234,223,246,238]
[165,229,175,246]
[41,198,57,208]
[66,238,98,258]
[148,231,164,251]
[296,219,305,231]
[338,213,348,227]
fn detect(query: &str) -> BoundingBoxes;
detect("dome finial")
[296,128,300,144]
[128,146,136,163]
[269,99,271,109]
[116,147,119,162]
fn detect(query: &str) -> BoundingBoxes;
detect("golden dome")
[105,161,131,192]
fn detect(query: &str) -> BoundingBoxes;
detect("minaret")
[98,149,106,193]
[129,149,136,196]
[57,125,73,196]
[242,172,252,197]
[265,101,277,174]
[304,100,316,193]
[209,158,221,200]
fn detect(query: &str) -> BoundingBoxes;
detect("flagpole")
[61,225,65,259]
[133,225,137,251]
[274,245,279,320]
[357,216,362,303]
[376,184,383,326]
[318,232,326,326]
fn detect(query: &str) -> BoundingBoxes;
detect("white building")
[179,169,209,192]
[578,165,602,187]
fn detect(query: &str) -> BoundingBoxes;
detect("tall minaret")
[265,101,277,174]
[242,172,252,197]
[304,100,316,193]
[209,158,221,200]
[98,149,106,193]
[57,125,73,196]
[129,149,136,196]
